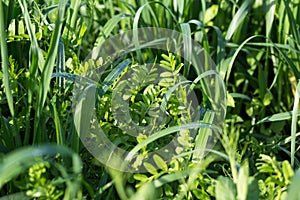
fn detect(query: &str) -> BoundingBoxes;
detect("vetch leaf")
[133,174,149,182]
[282,160,294,185]
[153,172,187,188]
[153,154,168,171]
[143,162,157,175]
[205,5,218,24]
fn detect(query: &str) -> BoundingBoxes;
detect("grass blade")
[230,93,252,101]
[291,81,300,168]
[0,0,21,147]
[265,0,276,38]
[180,23,192,76]
[226,35,262,84]
[65,0,81,39]
[51,99,64,145]
[31,0,66,143]
[73,83,97,139]
[132,1,178,61]
[257,110,300,124]
[18,0,44,74]
[125,122,216,162]
[99,59,131,96]
[160,80,191,111]
[283,0,300,45]
[18,0,45,144]
[95,14,129,47]
[225,0,253,41]
[40,0,66,108]
[215,176,236,200]
[0,0,14,117]
[193,111,215,160]
[187,19,209,51]
[57,36,65,89]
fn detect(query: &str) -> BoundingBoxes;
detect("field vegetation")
[1,0,300,199]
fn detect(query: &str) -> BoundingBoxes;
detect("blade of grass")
[73,83,97,140]
[230,93,252,101]
[225,0,253,41]
[180,23,192,76]
[107,168,129,200]
[39,0,66,108]
[188,19,226,65]
[5,0,15,29]
[199,0,206,23]
[193,111,215,160]
[0,116,13,151]
[265,0,276,38]
[0,0,21,147]
[257,110,300,124]
[160,80,191,111]
[187,20,210,53]
[33,0,66,143]
[153,171,188,188]
[0,0,14,118]
[95,14,130,48]
[176,0,185,22]
[57,36,65,90]
[280,132,300,145]
[99,59,131,97]
[132,1,178,61]
[51,99,64,145]
[229,42,300,53]
[173,148,230,162]
[291,81,300,168]
[283,0,300,45]
[18,0,45,144]
[226,35,262,84]
[65,0,81,40]
[231,40,300,79]
[125,122,216,162]
[211,26,226,64]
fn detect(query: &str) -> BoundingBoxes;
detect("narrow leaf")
[0,1,14,117]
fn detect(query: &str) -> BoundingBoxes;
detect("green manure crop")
[1,0,300,199]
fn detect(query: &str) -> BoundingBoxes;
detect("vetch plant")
[72,27,227,174]
[1,0,300,199]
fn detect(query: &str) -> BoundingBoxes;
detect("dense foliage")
[1,0,300,199]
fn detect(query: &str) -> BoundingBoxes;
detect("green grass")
[1,0,300,199]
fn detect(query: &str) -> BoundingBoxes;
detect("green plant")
[21,162,64,199]
[1,0,300,199]
[0,145,82,199]
[256,154,294,199]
